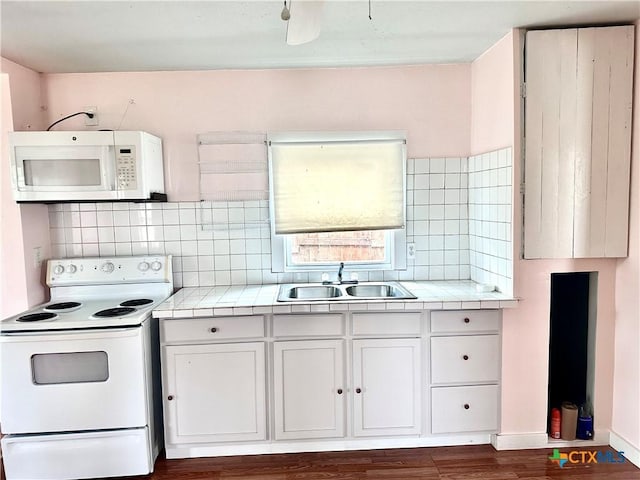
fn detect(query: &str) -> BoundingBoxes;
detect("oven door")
[0,326,148,434]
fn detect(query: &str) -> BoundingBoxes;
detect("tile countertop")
[153,281,519,319]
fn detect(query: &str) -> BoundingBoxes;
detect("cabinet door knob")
[355,388,362,394]
[168,395,174,401]
[464,403,470,410]
[463,354,469,361]
[210,327,218,333]
[463,317,470,324]
[337,388,343,395]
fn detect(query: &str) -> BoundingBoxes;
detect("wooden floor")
[117,445,640,480]
[2,445,638,479]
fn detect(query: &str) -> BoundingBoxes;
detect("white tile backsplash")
[407,157,470,281]
[48,150,514,288]
[468,147,513,295]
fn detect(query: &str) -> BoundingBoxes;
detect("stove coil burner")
[17,312,58,322]
[120,299,153,307]
[93,307,137,318]
[44,301,82,311]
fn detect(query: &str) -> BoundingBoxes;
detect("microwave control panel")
[116,146,137,190]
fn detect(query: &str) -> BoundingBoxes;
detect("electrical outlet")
[84,106,98,126]
[407,243,416,260]
[33,246,42,268]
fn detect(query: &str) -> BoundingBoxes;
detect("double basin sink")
[277,281,416,302]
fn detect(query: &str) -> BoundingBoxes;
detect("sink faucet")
[337,262,344,284]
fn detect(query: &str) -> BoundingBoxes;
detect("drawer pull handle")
[355,388,362,394]
[210,327,218,333]
[463,355,469,361]
[337,388,343,395]
[463,317,470,324]
[168,395,174,401]
[464,403,470,410]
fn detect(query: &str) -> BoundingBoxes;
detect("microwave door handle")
[103,145,116,191]
[13,156,26,188]
[15,163,26,188]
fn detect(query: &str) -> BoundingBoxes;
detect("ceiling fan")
[281,0,325,45]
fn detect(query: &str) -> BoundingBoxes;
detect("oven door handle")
[0,326,142,339]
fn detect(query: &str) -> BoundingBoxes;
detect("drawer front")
[431,385,499,434]
[430,335,500,384]
[162,316,265,343]
[431,310,500,334]
[273,314,345,337]
[352,312,421,336]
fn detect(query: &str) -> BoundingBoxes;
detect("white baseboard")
[166,434,493,459]
[491,430,610,450]
[610,431,640,468]
[491,432,549,450]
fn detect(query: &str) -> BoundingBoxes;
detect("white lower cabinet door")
[273,339,345,440]
[163,342,266,444]
[352,338,422,437]
[431,385,499,434]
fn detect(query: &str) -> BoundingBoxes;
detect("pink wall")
[472,31,618,439]
[19,203,52,306]
[1,58,49,316]
[502,259,616,435]
[470,31,514,155]
[1,58,45,132]
[42,65,471,201]
[0,74,28,317]
[611,19,640,452]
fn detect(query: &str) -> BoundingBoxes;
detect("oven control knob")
[150,261,163,271]
[67,264,77,274]
[53,265,65,275]
[138,261,150,272]
[101,262,115,273]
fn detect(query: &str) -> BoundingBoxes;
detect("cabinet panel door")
[352,312,421,336]
[430,335,500,384]
[273,340,345,440]
[430,310,500,334]
[431,385,499,434]
[162,316,265,343]
[352,338,421,437]
[163,342,266,445]
[273,314,344,337]
[524,26,634,258]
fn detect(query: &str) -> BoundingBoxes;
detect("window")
[290,231,387,264]
[268,131,407,272]
[273,228,406,272]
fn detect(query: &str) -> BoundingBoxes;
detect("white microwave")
[9,131,166,203]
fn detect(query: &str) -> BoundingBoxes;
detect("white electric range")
[0,255,173,480]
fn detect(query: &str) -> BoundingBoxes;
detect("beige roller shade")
[269,133,406,234]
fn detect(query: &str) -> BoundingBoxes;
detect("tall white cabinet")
[524,25,634,258]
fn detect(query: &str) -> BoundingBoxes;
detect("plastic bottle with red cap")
[550,407,561,439]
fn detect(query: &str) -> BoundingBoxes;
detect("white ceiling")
[1,1,638,74]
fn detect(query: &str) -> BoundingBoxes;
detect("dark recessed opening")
[548,271,596,440]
